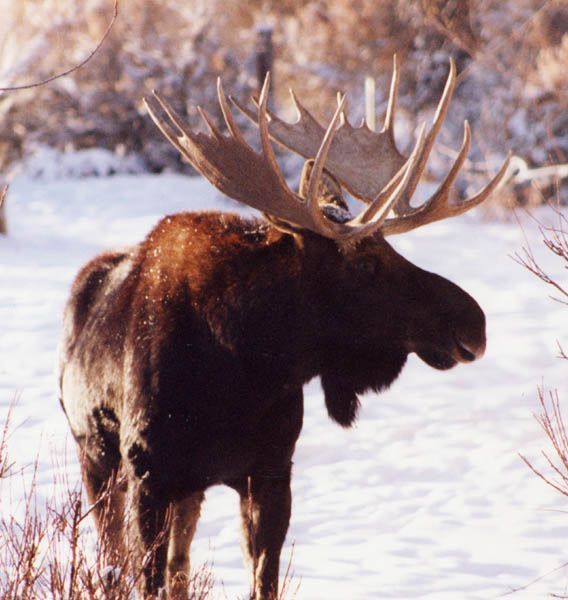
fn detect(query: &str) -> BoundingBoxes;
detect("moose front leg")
[231,390,303,599]
[166,491,205,599]
[236,468,292,600]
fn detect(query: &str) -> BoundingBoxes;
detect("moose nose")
[453,332,486,363]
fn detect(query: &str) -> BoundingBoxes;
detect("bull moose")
[59,58,509,599]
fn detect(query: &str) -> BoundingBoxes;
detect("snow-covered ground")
[1,171,567,599]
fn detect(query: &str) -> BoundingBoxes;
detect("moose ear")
[320,370,361,428]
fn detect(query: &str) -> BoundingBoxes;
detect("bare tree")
[0,185,6,235]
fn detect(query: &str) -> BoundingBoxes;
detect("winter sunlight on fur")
[1,1,567,599]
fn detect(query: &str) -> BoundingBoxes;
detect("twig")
[512,202,568,305]
[519,453,568,497]
[279,542,300,600]
[247,475,258,598]
[0,0,119,92]
[493,558,568,597]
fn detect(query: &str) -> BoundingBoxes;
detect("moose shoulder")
[59,58,509,599]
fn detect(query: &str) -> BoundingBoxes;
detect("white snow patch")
[1,172,567,599]
[17,145,146,181]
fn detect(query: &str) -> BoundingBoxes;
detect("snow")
[1,171,567,599]
[18,145,147,180]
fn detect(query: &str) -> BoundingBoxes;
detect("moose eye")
[355,256,379,277]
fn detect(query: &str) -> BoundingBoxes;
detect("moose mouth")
[415,334,484,371]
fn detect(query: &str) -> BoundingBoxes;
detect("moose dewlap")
[59,58,509,599]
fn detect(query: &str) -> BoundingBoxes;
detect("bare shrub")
[0,401,14,479]
[521,389,568,497]
[0,418,299,598]
[0,433,215,599]
[517,204,568,500]
[0,185,6,235]
[1,464,134,598]
[514,205,568,305]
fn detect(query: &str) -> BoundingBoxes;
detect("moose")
[59,58,509,599]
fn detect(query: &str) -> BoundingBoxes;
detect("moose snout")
[453,331,486,363]
[445,287,487,364]
[451,299,487,363]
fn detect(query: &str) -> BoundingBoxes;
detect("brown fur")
[59,209,485,598]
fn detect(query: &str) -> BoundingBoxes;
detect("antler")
[233,56,511,235]
[231,58,406,206]
[144,74,428,242]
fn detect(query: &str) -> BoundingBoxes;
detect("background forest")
[0,0,566,206]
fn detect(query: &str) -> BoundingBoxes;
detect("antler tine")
[434,119,473,199]
[257,72,293,194]
[305,95,348,236]
[392,59,457,217]
[337,91,348,126]
[461,152,511,206]
[217,78,246,145]
[197,106,222,139]
[380,121,470,235]
[382,54,399,137]
[400,119,471,221]
[289,88,312,122]
[229,93,258,124]
[145,92,194,159]
[382,130,511,236]
[358,122,428,225]
[351,123,427,236]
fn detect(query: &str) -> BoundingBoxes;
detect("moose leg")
[166,491,205,599]
[231,390,303,599]
[126,477,170,598]
[236,468,292,599]
[81,455,126,566]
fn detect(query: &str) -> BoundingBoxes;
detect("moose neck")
[199,223,349,387]
[235,230,326,384]
[295,233,410,426]
[174,214,407,407]
[232,230,407,395]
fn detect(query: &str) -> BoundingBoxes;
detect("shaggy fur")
[59,210,485,598]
